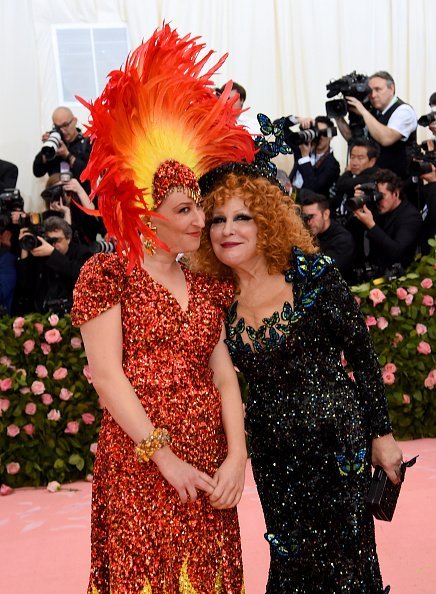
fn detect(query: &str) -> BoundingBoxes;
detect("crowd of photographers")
[1,74,435,316]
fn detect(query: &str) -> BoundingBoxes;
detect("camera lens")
[19,233,41,251]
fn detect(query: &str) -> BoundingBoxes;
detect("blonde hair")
[190,173,317,278]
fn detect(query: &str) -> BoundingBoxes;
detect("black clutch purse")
[366,456,418,521]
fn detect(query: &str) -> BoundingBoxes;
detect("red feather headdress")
[77,24,255,272]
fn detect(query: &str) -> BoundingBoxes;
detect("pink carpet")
[1,439,435,594]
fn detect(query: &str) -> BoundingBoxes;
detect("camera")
[417,110,436,127]
[41,184,64,204]
[408,142,436,176]
[18,213,45,251]
[42,296,71,317]
[325,71,369,136]
[41,128,62,161]
[286,125,337,147]
[0,188,24,228]
[346,182,383,212]
[88,239,116,254]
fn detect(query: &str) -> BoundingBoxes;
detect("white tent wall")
[0,0,435,212]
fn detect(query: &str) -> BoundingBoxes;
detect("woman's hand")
[372,433,403,485]
[209,454,247,509]
[152,447,217,504]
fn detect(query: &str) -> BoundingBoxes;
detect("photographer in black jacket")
[14,216,91,315]
[352,169,422,275]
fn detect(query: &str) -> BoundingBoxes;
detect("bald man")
[32,106,91,189]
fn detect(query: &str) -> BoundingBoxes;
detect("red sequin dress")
[71,253,244,594]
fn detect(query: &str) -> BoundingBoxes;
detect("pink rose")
[90,442,98,455]
[25,402,37,415]
[35,365,48,378]
[40,342,51,355]
[0,378,12,391]
[6,462,20,475]
[422,295,434,307]
[47,409,61,421]
[416,323,427,335]
[0,484,13,496]
[382,371,396,385]
[0,398,10,412]
[376,317,389,330]
[82,413,95,425]
[369,288,386,306]
[83,365,93,384]
[44,329,62,344]
[41,393,53,405]
[405,294,414,306]
[402,393,411,405]
[64,421,80,434]
[396,287,408,300]
[48,314,59,326]
[417,341,432,355]
[421,278,433,289]
[47,481,61,493]
[383,363,397,374]
[7,424,20,437]
[53,367,68,380]
[59,388,73,401]
[23,339,35,355]
[23,423,35,436]
[31,380,45,395]
[34,322,44,334]
[365,316,377,327]
[393,332,404,347]
[71,337,82,349]
[0,356,11,367]
[20,387,30,395]
[354,296,361,306]
[13,316,25,329]
[407,286,418,295]
[13,327,23,338]
[390,306,401,316]
[424,373,435,389]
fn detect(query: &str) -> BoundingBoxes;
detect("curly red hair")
[190,173,318,278]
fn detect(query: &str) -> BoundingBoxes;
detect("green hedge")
[1,243,435,488]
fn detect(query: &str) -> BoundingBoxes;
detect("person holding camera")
[416,158,436,255]
[288,115,340,198]
[335,71,417,178]
[352,169,422,276]
[330,139,380,214]
[32,106,91,190]
[14,216,91,315]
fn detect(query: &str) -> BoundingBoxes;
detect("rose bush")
[0,313,102,489]
[351,241,436,440]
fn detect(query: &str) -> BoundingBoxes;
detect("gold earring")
[142,221,157,255]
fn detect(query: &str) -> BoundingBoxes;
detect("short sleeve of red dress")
[208,275,235,316]
[70,253,126,326]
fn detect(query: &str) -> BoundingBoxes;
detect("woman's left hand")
[371,433,403,485]
[209,454,246,509]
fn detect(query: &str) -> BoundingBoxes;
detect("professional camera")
[0,188,24,228]
[41,128,62,161]
[18,213,45,251]
[417,110,436,127]
[286,124,337,147]
[88,239,116,254]
[408,142,436,176]
[41,184,65,204]
[325,71,369,117]
[346,182,383,212]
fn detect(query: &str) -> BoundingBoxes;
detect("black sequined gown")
[225,250,392,594]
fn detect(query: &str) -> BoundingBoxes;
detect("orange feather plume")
[77,23,255,272]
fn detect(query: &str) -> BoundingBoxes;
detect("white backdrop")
[1,0,435,210]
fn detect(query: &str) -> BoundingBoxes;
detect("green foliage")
[0,313,101,488]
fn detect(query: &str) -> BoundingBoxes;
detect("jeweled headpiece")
[78,24,255,271]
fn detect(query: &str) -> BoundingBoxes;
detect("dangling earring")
[142,221,157,255]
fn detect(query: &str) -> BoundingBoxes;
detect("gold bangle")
[135,428,171,463]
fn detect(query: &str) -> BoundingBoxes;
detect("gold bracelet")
[135,428,171,463]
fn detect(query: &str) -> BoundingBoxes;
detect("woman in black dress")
[192,170,403,593]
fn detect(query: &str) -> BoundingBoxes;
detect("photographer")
[414,155,436,254]
[14,216,91,316]
[330,139,379,213]
[352,169,422,276]
[300,190,355,281]
[288,115,340,197]
[418,92,436,138]
[32,106,91,191]
[335,71,417,178]
[0,159,18,192]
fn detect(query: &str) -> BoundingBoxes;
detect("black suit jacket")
[290,148,340,198]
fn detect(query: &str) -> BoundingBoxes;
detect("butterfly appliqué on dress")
[264,530,300,557]
[335,449,367,476]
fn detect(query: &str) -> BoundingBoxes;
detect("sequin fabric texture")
[225,249,393,594]
[71,253,244,594]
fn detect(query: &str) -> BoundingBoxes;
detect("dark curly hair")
[189,173,317,279]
